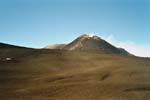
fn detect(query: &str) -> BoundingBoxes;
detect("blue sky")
[0,0,150,56]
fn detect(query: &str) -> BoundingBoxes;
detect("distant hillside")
[0,43,31,49]
[44,44,66,49]
[0,43,20,48]
[0,43,34,59]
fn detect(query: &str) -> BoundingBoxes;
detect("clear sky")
[0,0,150,57]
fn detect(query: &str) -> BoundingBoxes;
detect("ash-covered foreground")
[0,45,150,100]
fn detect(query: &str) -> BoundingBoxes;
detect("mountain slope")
[0,47,150,100]
[0,43,35,59]
[44,44,66,49]
[0,43,23,48]
[46,34,129,55]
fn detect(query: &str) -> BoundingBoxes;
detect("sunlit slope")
[0,45,150,100]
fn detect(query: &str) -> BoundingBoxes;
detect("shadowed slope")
[0,43,27,48]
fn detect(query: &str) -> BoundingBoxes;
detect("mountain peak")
[63,34,129,54]
[44,34,130,55]
[79,34,101,40]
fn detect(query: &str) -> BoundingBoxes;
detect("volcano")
[45,34,129,55]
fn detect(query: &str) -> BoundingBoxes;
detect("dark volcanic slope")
[0,43,23,48]
[0,44,150,100]
[45,34,129,55]
[63,34,129,54]
[0,43,35,59]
